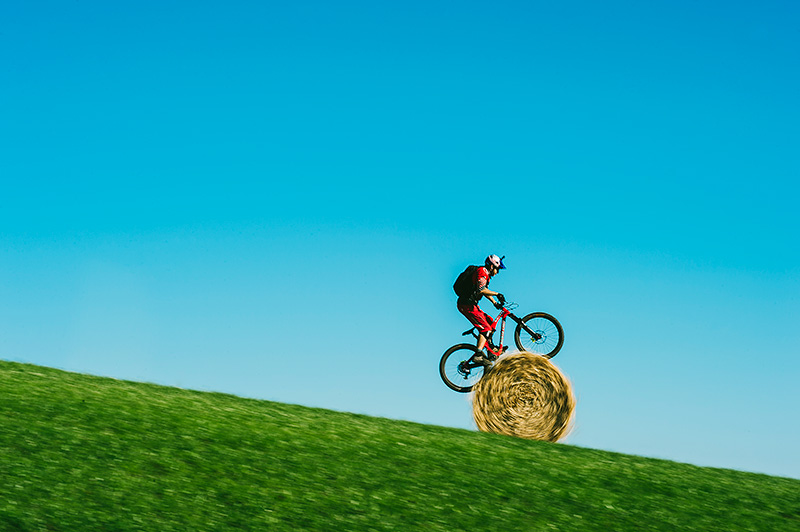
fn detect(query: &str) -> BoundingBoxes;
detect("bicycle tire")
[513,312,564,359]
[439,343,488,393]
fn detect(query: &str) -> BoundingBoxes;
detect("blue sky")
[2,1,798,479]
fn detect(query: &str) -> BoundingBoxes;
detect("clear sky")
[2,1,798,479]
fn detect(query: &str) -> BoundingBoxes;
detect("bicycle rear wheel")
[514,312,564,358]
[439,344,488,393]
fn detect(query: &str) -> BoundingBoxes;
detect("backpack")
[453,265,479,299]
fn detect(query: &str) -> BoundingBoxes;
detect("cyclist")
[457,254,506,362]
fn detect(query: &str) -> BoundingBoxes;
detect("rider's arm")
[480,287,500,307]
[476,273,501,306]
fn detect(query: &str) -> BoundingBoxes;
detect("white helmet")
[485,254,506,270]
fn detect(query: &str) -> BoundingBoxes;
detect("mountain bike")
[439,303,564,393]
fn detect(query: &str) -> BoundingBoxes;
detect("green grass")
[1,360,798,531]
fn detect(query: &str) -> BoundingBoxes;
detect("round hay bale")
[472,351,574,442]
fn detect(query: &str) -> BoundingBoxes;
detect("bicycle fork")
[508,313,543,341]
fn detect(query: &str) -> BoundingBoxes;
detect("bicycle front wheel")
[439,344,488,393]
[514,312,564,358]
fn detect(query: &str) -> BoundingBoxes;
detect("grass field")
[1,360,798,531]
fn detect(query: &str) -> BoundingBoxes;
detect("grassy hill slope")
[1,360,798,531]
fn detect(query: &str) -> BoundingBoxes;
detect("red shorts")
[457,302,493,334]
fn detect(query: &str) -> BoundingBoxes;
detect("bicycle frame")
[442,306,563,392]
[462,305,540,357]
[463,306,510,356]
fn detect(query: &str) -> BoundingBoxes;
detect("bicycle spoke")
[514,312,564,358]
[439,345,487,392]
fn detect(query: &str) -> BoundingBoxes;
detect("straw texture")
[472,352,574,442]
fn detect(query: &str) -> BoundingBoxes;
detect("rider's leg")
[475,308,494,351]
[457,303,492,362]
[476,332,487,351]
[465,333,489,365]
